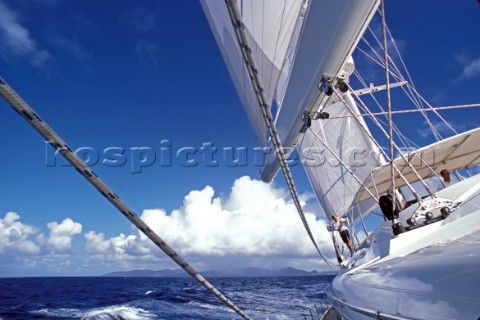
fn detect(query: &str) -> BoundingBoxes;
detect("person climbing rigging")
[331,213,354,256]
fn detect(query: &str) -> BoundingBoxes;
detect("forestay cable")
[224,0,337,269]
[0,78,252,320]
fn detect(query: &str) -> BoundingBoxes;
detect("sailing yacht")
[0,1,478,319]
[200,0,480,319]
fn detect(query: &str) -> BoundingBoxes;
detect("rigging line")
[300,133,342,268]
[405,149,445,185]
[307,123,346,216]
[350,59,415,149]
[359,37,404,84]
[357,47,442,145]
[352,68,422,152]
[298,128,330,220]
[381,0,396,215]
[355,52,421,117]
[385,24,457,135]
[352,50,422,118]
[357,40,406,88]
[363,29,424,116]
[413,90,459,135]
[357,42,385,69]
[224,0,337,270]
[327,104,480,119]
[349,209,361,247]
[365,25,422,109]
[357,175,376,234]
[345,84,436,200]
[360,33,410,87]
[362,30,444,141]
[352,69,415,150]
[0,79,253,320]
[303,127,345,230]
[333,88,424,203]
[362,28,386,62]
[365,26,422,107]
[370,172,381,200]
[360,48,443,142]
[357,204,369,236]
[369,25,444,141]
[308,128,379,204]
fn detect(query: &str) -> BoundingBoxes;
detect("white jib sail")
[200,0,305,147]
[299,91,384,216]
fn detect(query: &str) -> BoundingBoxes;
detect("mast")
[381,0,397,217]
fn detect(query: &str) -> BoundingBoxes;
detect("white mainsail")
[200,0,305,147]
[300,91,384,216]
[261,0,380,182]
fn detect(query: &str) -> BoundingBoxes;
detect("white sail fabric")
[299,92,384,215]
[200,0,305,147]
[260,0,381,182]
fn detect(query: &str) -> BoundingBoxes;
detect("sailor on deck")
[331,214,354,256]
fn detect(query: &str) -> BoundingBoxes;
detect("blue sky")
[0,1,479,277]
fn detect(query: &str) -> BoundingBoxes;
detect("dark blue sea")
[0,276,334,320]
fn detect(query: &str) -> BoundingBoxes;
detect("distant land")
[101,267,337,278]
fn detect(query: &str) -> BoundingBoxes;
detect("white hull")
[326,175,480,319]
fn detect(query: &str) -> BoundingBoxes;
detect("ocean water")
[0,276,334,320]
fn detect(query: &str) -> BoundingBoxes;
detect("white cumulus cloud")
[0,212,40,254]
[139,176,329,257]
[85,231,137,256]
[84,176,333,271]
[46,218,83,252]
[0,213,85,275]
[2,177,335,274]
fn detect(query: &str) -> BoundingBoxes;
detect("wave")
[31,305,157,320]
[3,276,333,320]
[187,300,233,312]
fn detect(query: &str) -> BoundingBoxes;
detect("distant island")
[102,267,337,278]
